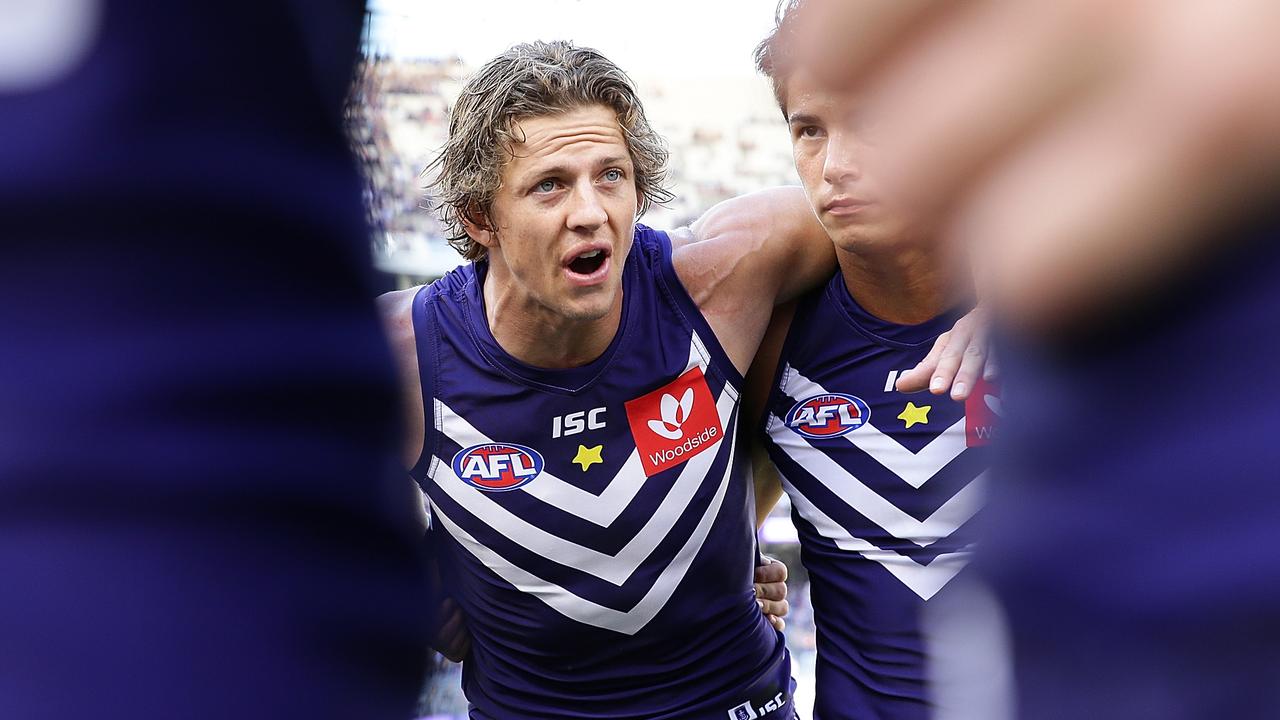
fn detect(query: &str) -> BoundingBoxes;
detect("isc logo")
[785,393,871,439]
[451,443,544,492]
[551,407,606,438]
[726,691,786,719]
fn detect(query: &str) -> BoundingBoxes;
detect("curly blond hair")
[426,41,673,261]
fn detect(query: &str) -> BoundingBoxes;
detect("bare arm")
[378,286,472,660]
[376,287,432,533]
[741,300,797,527]
[752,445,785,529]
[670,187,835,374]
[376,287,427,473]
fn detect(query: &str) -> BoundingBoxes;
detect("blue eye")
[603,168,623,182]
[535,179,557,193]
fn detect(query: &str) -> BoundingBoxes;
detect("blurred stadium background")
[347,2,821,717]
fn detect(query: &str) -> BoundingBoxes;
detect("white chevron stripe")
[430,420,739,635]
[783,475,972,601]
[437,333,731,529]
[434,377,737,586]
[438,402,648,528]
[770,417,986,547]
[779,365,966,488]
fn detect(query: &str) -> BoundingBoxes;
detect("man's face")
[784,68,923,253]
[474,104,638,322]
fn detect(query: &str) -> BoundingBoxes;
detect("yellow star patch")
[898,402,931,429]
[572,444,604,471]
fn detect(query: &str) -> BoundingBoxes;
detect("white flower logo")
[647,387,694,440]
[984,394,1003,417]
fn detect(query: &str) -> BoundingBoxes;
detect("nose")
[823,129,862,187]
[566,181,608,233]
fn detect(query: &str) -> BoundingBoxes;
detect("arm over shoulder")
[670,186,833,373]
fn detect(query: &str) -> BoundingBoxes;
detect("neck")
[837,242,970,325]
[481,261,622,369]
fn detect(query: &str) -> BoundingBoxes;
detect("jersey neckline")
[826,270,970,348]
[460,241,640,395]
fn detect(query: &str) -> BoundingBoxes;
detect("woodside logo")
[964,377,1001,447]
[624,367,722,477]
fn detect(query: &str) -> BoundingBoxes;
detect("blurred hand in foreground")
[785,0,1280,336]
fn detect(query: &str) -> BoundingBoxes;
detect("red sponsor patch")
[965,377,1002,447]
[624,366,723,477]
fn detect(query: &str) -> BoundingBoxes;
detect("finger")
[753,557,787,584]
[433,602,468,652]
[437,616,472,663]
[758,599,789,618]
[895,330,948,393]
[755,580,788,603]
[435,605,465,641]
[949,322,989,401]
[927,318,976,396]
[438,609,466,642]
[441,633,470,663]
[768,614,787,632]
[983,348,1000,382]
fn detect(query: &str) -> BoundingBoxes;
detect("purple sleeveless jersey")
[761,273,993,719]
[410,226,794,719]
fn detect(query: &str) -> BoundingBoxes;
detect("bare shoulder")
[669,193,769,309]
[377,287,419,354]
[665,187,831,373]
[667,225,698,252]
[376,285,417,324]
[670,187,823,304]
[377,285,429,469]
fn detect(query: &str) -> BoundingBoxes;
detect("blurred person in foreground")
[0,2,432,718]
[378,40,985,719]
[780,1,1280,718]
[743,0,1006,717]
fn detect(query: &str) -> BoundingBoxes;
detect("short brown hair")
[426,40,673,261]
[754,0,810,116]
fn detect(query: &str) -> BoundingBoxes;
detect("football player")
[746,1,1002,717]
[380,40,983,718]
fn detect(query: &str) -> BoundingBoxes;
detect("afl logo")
[785,393,871,439]
[451,443,544,492]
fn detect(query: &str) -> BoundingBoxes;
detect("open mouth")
[567,248,607,276]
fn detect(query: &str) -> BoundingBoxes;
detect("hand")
[793,0,1280,336]
[754,555,790,632]
[895,307,994,401]
[432,597,471,663]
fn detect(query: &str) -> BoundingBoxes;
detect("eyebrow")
[519,156,631,183]
[787,112,820,127]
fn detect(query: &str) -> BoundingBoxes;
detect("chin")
[559,292,617,323]
[829,223,912,254]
